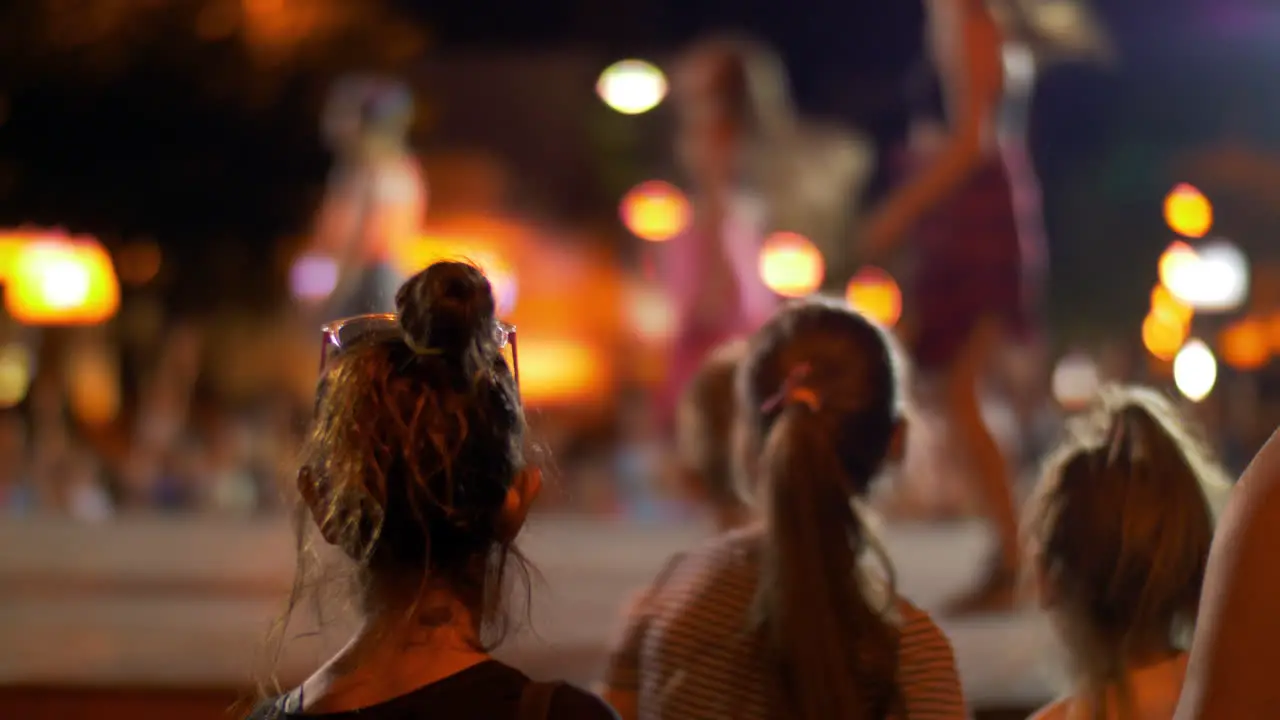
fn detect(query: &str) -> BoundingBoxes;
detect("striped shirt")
[605,527,967,719]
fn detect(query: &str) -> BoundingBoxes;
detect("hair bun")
[395,261,497,360]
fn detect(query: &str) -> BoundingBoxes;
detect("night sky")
[0,0,1276,329]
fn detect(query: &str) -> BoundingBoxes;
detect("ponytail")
[1036,387,1224,720]
[753,406,899,720]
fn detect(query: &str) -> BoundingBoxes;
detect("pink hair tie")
[760,363,821,414]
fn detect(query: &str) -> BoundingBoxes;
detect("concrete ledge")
[0,686,1036,720]
[0,516,1064,711]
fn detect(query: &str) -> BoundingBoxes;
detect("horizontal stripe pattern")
[606,528,967,719]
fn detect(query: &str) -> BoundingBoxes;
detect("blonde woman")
[1026,387,1229,719]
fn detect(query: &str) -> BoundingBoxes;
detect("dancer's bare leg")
[943,317,1019,615]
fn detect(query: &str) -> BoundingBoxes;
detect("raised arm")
[861,0,1004,260]
[1176,428,1280,718]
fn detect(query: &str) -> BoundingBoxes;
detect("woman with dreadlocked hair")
[249,261,617,720]
[655,35,873,430]
[1026,387,1229,720]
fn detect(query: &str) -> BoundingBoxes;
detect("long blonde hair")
[1027,386,1228,718]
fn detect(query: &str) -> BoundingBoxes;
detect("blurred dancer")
[312,76,426,319]
[860,0,1105,614]
[657,35,873,427]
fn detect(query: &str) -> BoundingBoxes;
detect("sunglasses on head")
[320,313,519,387]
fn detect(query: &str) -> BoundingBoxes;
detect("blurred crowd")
[0,305,313,521]
[0,303,676,522]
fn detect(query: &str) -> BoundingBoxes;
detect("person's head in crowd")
[1026,386,1227,717]
[735,297,908,719]
[273,261,536,668]
[323,76,415,156]
[673,34,794,182]
[674,338,751,531]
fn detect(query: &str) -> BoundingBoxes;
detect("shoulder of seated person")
[1028,697,1071,720]
[549,683,622,719]
[892,595,931,622]
[704,523,764,552]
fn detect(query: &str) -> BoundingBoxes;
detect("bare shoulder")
[696,523,764,558]
[1028,697,1071,720]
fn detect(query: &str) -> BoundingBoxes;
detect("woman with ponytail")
[603,297,963,719]
[1027,387,1229,719]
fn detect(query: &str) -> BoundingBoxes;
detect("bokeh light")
[0,344,32,409]
[1192,241,1249,312]
[1142,311,1187,361]
[1159,239,1249,313]
[1150,284,1193,327]
[481,256,519,316]
[1219,317,1270,371]
[1158,241,1199,290]
[393,233,519,316]
[1174,339,1217,402]
[0,231,32,284]
[597,60,667,115]
[845,266,903,328]
[289,253,339,301]
[758,232,824,298]
[620,181,691,242]
[1051,352,1100,411]
[1266,313,1280,353]
[1164,183,1213,238]
[515,339,605,406]
[7,238,120,326]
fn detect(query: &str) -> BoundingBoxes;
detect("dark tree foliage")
[0,0,426,310]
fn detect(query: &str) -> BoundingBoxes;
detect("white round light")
[1173,339,1218,403]
[1051,352,1100,410]
[40,254,92,310]
[1164,239,1249,313]
[0,344,31,408]
[597,60,667,115]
